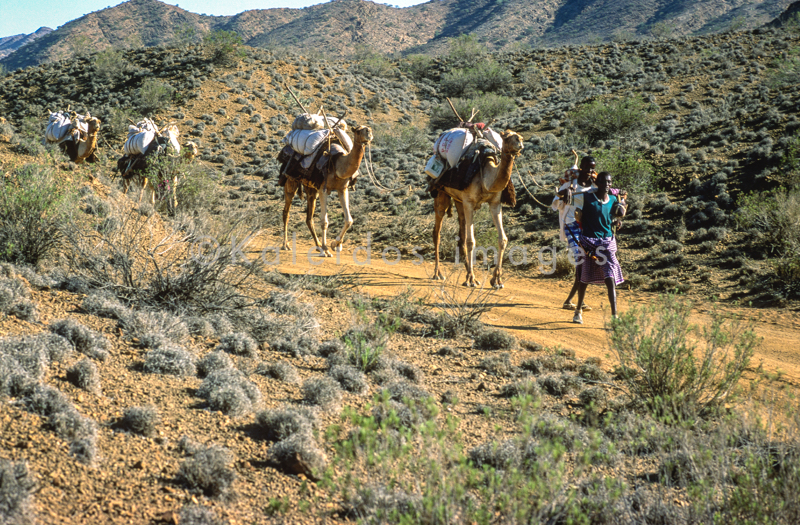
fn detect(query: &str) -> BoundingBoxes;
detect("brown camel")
[281,125,373,256]
[432,130,524,288]
[61,116,101,164]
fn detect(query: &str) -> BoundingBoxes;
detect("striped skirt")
[579,235,624,285]
[564,221,583,262]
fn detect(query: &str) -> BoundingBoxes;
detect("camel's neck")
[79,130,98,156]
[335,141,366,178]
[484,149,517,193]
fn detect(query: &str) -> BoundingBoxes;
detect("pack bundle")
[291,112,348,132]
[123,119,159,156]
[283,116,353,157]
[428,126,504,176]
[45,110,90,144]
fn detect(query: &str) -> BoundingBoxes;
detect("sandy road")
[247,232,800,392]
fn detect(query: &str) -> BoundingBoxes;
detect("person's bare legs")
[605,277,617,317]
[564,263,582,305]
[574,281,588,323]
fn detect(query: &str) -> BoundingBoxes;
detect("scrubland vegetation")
[0,19,799,525]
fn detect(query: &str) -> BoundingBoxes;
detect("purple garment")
[579,235,624,285]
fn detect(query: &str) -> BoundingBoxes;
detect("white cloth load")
[123,119,160,156]
[46,111,89,143]
[432,127,504,170]
[292,113,347,131]
[283,127,353,157]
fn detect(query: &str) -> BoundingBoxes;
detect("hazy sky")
[0,0,428,38]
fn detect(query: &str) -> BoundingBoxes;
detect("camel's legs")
[171,175,178,210]
[489,201,508,289]
[304,186,323,253]
[330,188,353,252]
[282,178,300,251]
[318,189,334,257]
[432,192,451,280]
[457,202,479,287]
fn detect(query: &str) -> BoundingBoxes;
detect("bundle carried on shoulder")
[45,110,90,144]
[123,118,159,156]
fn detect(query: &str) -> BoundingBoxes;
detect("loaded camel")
[432,129,524,288]
[60,116,101,164]
[118,125,191,209]
[281,124,373,256]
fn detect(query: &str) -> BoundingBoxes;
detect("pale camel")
[432,130,524,288]
[281,125,373,256]
[119,127,187,209]
[61,116,101,164]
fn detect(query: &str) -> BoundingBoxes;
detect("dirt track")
[259,233,800,392]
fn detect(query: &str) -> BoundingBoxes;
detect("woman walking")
[572,171,627,324]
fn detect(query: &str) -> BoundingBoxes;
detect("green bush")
[373,123,428,153]
[429,93,515,130]
[593,148,657,195]
[768,48,800,88]
[399,54,433,81]
[93,48,131,82]
[137,79,174,114]
[448,33,485,63]
[354,46,396,78]
[439,59,513,97]
[203,30,245,66]
[0,162,77,265]
[567,96,655,145]
[610,294,759,418]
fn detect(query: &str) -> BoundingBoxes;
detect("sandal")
[581,304,592,311]
[562,302,576,310]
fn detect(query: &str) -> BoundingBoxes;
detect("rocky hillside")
[0,27,52,60]
[1,0,793,70]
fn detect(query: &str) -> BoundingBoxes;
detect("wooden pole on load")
[283,82,308,114]
[445,97,463,122]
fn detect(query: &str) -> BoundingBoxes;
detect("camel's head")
[86,117,101,133]
[183,141,198,161]
[163,125,181,154]
[352,125,373,145]
[501,130,524,157]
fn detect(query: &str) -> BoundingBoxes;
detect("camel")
[281,125,373,256]
[432,130,524,289]
[118,127,189,209]
[60,116,101,164]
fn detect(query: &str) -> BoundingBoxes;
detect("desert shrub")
[66,358,101,394]
[302,376,342,411]
[269,433,328,479]
[429,93,516,131]
[448,33,485,63]
[578,363,609,382]
[0,459,36,525]
[93,47,132,82]
[49,319,110,361]
[529,413,587,452]
[142,345,196,376]
[179,505,222,525]
[0,162,76,265]
[120,405,159,437]
[204,30,245,66]
[500,378,541,398]
[197,369,261,415]
[137,78,174,114]
[539,373,582,397]
[610,294,758,418]
[400,54,433,81]
[216,332,258,358]
[469,439,521,470]
[196,351,234,378]
[178,444,236,498]
[440,59,513,97]
[329,364,369,394]
[474,329,516,350]
[69,434,99,464]
[255,360,299,383]
[342,324,392,373]
[568,97,655,145]
[318,339,345,357]
[479,353,516,377]
[0,277,37,322]
[388,359,423,383]
[373,123,428,154]
[593,148,657,195]
[255,406,318,441]
[354,45,396,78]
[384,381,431,403]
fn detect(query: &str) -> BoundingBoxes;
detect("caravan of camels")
[44,88,524,289]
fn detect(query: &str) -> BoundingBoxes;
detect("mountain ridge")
[0,0,793,70]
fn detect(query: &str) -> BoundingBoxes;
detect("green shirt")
[574,192,617,239]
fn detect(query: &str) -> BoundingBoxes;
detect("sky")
[0,0,428,38]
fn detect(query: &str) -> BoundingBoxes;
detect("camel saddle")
[428,140,516,207]
[277,143,349,191]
